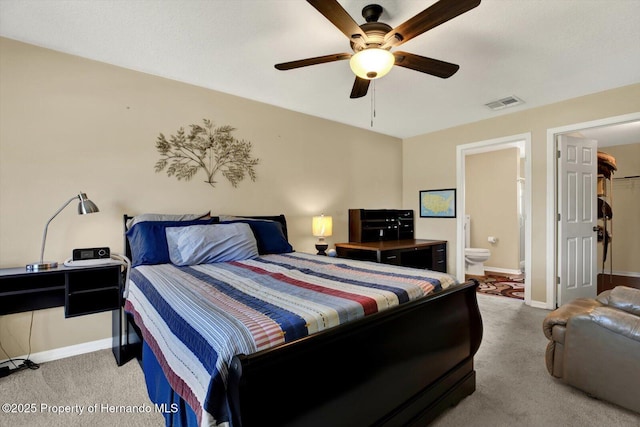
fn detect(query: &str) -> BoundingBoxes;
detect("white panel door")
[557,135,598,306]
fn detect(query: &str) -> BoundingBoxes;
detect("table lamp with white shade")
[312,214,332,256]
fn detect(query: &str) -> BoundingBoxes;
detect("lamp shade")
[312,215,333,237]
[349,48,395,80]
[78,192,99,214]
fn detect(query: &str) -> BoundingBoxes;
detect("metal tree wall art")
[155,119,259,188]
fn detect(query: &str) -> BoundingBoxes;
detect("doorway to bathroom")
[456,133,532,304]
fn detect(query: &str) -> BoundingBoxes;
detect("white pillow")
[165,223,258,266]
[126,212,210,229]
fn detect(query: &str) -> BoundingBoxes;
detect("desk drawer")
[336,247,378,263]
[431,244,447,273]
[381,250,402,266]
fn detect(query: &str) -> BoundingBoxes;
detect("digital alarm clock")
[72,247,110,261]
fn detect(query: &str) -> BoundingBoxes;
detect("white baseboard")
[1,338,112,365]
[484,266,523,276]
[529,300,551,310]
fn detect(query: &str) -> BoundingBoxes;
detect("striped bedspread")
[124,252,457,426]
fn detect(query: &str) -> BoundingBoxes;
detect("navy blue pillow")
[126,219,216,266]
[220,220,293,254]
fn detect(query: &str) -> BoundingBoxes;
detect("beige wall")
[596,143,640,275]
[2,36,639,358]
[0,38,402,357]
[403,83,640,303]
[465,148,520,272]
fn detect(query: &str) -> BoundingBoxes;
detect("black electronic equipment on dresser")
[348,209,414,242]
[337,209,447,272]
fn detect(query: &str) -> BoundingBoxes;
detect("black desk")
[0,264,121,316]
[0,263,125,363]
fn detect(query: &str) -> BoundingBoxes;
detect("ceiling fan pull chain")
[371,80,376,127]
[374,80,377,119]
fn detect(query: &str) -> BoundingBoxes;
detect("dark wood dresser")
[335,209,447,272]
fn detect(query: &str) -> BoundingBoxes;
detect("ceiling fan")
[275,0,481,98]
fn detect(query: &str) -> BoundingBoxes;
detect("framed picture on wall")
[419,189,456,218]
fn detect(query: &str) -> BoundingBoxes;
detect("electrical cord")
[62,253,131,298]
[0,358,40,377]
[110,253,132,299]
[0,311,40,377]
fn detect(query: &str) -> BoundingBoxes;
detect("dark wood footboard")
[227,279,482,427]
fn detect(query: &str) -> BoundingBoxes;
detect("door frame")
[456,133,532,305]
[546,112,640,308]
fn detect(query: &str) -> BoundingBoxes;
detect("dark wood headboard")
[123,214,289,261]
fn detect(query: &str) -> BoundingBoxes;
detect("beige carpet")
[431,294,639,427]
[1,294,638,426]
[0,349,162,427]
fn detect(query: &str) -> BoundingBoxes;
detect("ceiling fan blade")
[382,0,481,49]
[275,53,351,71]
[307,0,368,48]
[393,52,459,78]
[350,77,370,99]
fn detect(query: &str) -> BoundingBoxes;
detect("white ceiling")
[1,0,639,140]
[580,120,640,147]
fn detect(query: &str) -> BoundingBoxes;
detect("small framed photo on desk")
[419,189,456,218]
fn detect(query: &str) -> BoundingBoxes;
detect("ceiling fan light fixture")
[349,48,394,80]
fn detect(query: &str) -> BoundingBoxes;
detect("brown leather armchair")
[543,286,640,414]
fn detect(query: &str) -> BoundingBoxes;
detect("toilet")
[464,215,491,276]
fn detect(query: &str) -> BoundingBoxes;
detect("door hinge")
[557,276,561,284]
[557,213,561,221]
[557,149,561,159]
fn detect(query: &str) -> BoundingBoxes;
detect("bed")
[118,213,482,426]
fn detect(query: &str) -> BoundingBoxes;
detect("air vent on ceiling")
[485,96,524,111]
